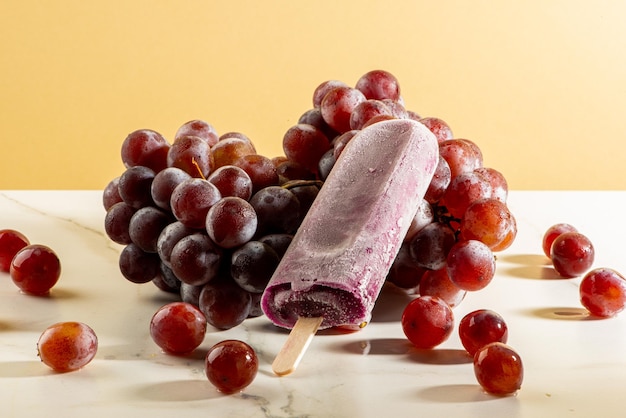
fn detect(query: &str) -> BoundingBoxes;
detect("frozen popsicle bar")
[261,118,439,330]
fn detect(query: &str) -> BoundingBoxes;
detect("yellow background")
[1,1,625,190]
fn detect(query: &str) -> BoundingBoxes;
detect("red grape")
[424,156,452,204]
[441,171,493,220]
[150,302,207,355]
[459,309,508,356]
[0,229,30,272]
[542,223,578,258]
[418,268,466,308]
[174,119,219,147]
[233,154,279,193]
[210,137,256,172]
[419,117,453,143]
[401,295,454,349]
[37,322,98,372]
[355,69,401,101]
[205,340,258,394]
[320,86,366,133]
[167,135,212,179]
[579,268,626,318]
[446,240,495,291]
[205,197,258,249]
[121,129,169,172]
[473,342,523,396]
[282,124,331,173]
[460,198,517,251]
[349,99,393,130]
[550,232,594,278]
[207,165,253,200]
[10,244,61,295]
[170,178,221,229]
[312,79,348,108]
[439,139,482,180]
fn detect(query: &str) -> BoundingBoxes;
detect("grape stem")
[191,158,206,180]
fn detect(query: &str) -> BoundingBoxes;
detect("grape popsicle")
[261,119,438,375]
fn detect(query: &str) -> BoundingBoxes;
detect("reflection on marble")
[0,191,626,417]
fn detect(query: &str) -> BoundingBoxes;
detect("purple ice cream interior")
[261,119,439,329]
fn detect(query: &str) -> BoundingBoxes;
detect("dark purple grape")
[103,177,122,211]
[118,166,156,209]
[285,181,320,215]
[152,263,181,293]
[104,202,137,245]
[151,167,192,211]
[180,282,203,306]
[298,108,338,141]
[249,186,300,236]
[231,241,280,293]
[258,233,293,257]
[408,222,457,270]
[199,277,252,330]
[317,148,335,181]
[248,292,263,318]
[170,233,222,286]
[128,206,173,253]
[156,221,196,268]
[119,243,161,284]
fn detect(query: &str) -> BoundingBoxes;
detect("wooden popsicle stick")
[271,316,323,376]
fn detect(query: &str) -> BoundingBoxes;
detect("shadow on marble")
[408,348,472,365]
[503,264,564,280]
[133,379,221,402]
[415,383,500,403]
[498,253,550,266]
[335,338,413,356]
[520,306,597,321]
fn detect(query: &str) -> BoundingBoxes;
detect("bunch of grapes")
[102,69,516,333]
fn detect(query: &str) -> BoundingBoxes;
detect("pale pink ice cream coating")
[261,119,438,329]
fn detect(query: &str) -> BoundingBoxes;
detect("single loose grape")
[401,295,454,349]
[550,231,594,278]
[205,340,258,394]
[0,229,30,272]
[458,309,508,356]
[10,244,61,295]
[150,302,207,355]
[37,322,98,372]
[579,268,626,318]
[473,342,523,396]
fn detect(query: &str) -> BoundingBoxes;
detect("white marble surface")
[1,190,625,418]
